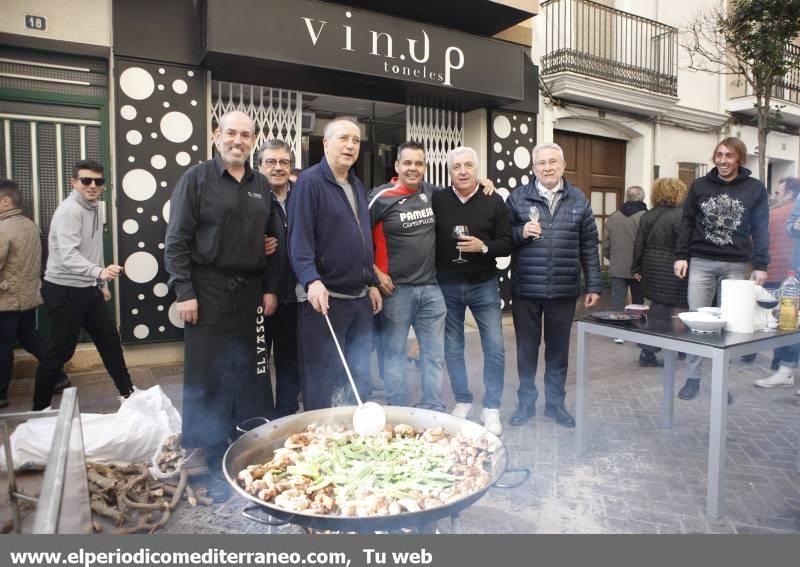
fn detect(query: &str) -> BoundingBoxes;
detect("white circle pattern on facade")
[116,60,203,341]
[168,302,185,329]
[133,325,150,340]
[124,251,159,283]
[490,111,537,311]
[493,115,511,139]
[176,151,191,166]
[122,169,157,201]
[153,283,169,298]
[120,105,137,120]
[496,255,511,270]
[150,155,167,170]
[120,67,155,100]
[122,219,139,235]
[513,146,531,170]
[126,130,142,145]
[160,111,193,143]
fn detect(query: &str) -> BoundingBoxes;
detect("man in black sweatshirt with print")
[674,137,770,403]
[432,146,511,435]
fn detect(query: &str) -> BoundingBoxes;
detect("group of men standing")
[158,110,602,498]
[4,105,776,504]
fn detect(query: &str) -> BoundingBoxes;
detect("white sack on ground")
[0,385,181,471]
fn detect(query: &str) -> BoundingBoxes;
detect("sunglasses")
[77,177,106,187]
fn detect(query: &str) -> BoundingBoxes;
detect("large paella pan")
[223,406,529,532]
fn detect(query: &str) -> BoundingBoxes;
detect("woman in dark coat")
[631,178,689,366]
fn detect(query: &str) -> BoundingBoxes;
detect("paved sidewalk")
[1,317,799,533]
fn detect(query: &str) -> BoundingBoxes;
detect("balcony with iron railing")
[539,0,679,115]
[727,42,800,127]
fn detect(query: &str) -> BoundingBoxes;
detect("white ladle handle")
[324,312,364,407]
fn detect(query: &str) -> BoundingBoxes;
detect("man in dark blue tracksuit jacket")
[288,117,382,410]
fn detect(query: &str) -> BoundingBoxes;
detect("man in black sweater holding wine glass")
[432,146,511,435]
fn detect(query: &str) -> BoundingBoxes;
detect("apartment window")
[678,162,707,187]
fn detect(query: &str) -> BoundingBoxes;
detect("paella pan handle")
[241,504,292,527]
[236,417,271,436]
[492,466,531,489]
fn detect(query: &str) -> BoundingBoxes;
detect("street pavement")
[1,314,799,533]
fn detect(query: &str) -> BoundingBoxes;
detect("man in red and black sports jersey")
[368,141,446,411]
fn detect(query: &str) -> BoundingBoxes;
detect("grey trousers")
[686,257,749,380]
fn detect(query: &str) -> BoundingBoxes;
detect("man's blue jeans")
[379,284,446,410]
[686,257,749,380]
[439,278,505,409]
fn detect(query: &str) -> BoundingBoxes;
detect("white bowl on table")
[698,307,722,316]
[678,311,726,333]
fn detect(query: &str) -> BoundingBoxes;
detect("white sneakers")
[480,408,503,436]
[754,366,795,389]
[451,402,473,419]
[614,338,624,344]
[451,403,503,435]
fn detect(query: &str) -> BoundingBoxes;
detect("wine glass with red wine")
[452,225,469,263]
[756,288,780,332]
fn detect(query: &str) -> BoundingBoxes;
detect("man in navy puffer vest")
[506,142,602,428]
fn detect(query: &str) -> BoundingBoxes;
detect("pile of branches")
[87,462,211,534]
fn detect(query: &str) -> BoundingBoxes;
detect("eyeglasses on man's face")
[78,177,106,187]
[262,159,291,169]
[534,159,563,169]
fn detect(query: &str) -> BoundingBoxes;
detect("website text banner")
[2,535,797,567]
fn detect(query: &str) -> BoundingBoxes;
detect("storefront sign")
[204,0,525,101]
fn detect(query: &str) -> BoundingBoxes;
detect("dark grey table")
[575,305,800,518]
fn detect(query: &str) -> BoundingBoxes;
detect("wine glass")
[452,225,469,263]
[756,288,780,332]
[529,206,542,241]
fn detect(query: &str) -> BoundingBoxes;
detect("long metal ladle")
[324,313,386,436]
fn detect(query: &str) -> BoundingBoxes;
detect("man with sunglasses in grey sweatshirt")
[32,159,134,410]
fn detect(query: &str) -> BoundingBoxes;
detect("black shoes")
[678,378,700,400]
[509,403,575,427]
[678,378,734,405]
[741,353,757,363]
[510,403,536,426]
[544,405,575,428]
[639,351,664,368]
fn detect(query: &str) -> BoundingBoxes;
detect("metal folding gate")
[210,81,303,168]
[406,106,464,187]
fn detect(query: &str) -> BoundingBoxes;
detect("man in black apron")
[165,110,277,501]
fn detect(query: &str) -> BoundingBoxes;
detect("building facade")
[1,0,539,363]
[534,0,800,261]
